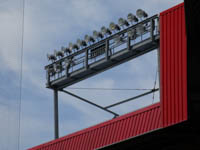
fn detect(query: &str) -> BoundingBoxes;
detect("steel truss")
[47,14,160,139]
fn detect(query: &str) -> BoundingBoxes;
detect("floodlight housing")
[69,42,79,50]
[54,49,64,58]
[101,26,112,35]
[93,30,104,39]
[47,53,57,61]
[77,39,87,47]
[109,22,121,31]
[118,18,129,27]
[84,35,95,43]
[127,13,139,23]
[61,46,72,54]
[136,9,148,18]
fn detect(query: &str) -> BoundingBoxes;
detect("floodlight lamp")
[77,39,87,47]
[47,53,57,62]
[127,29,137,40]
[136,24,146,35]
[109,22,121,31]
[73,44,79,50]
[118,18,129,27]
[54,49,64,58]
[101,26,112,36]
[69,42,73,51]
[93,30,104,40]
[136,9,148,18]
[84,35,95,43]
[127,13,139,23]
[69,42,79,50]
[61,46,72,54]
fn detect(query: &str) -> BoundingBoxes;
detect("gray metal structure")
[45,14,160,139]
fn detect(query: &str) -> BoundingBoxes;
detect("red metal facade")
[160,3,187,127]
[29,103,161,150]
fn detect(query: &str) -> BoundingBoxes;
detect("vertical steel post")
[85,49,89,69]
[47,70,50,86]
[105,40,109,60]
[150,19,155,42]
[53,89,59,139]
[157,46,161,97]
[127,37,131,51]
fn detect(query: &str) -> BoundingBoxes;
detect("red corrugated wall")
[29,103,161,150]
[160,3,187,127]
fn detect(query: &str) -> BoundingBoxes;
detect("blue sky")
[0,0,183,149]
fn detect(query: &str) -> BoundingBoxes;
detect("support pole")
[85,49,89,69]
[53,89,59,139]
[150,19,155,42]
[127,37,131,51]
[105,40,109,60]
[157,46,161,96]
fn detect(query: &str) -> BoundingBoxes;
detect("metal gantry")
[44,13,160,139]
[45,15,159,90]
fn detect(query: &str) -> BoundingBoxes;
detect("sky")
[0,0,183,149]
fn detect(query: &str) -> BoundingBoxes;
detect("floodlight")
[61,46,72,54]
[77,38,87,47]
[118,18,129,27]
[47,53,57,61]
[127,13,138,23]
[127,29,137,40]
[101,26,112,35]
[136,9,148,18]
[136,24,146,35]
[93,30,104,39]
[84,35,95,43]
[54,49,64,58]
[114,35,124,44]
[109,22,121,31]
[69,42,79,51]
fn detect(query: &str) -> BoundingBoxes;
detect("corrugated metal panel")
[29,103,161,150]
[160,3,187,127]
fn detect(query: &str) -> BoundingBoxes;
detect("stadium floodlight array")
[46,9,148,63]
[45,9,157,87]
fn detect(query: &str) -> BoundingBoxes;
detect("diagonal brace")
[105,88,159,109]
[60,89,119,118]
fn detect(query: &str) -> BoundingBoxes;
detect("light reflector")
[136,9,148,18]
[101,26,112,35]
[93,30,104,39]
[118,18,129,27]
[109,22,121,31]
[127,13,138,23]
